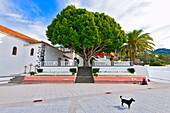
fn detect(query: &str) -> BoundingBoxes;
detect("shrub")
[93,68,100,73]
[37,69,43,73]
[29,71,36,75]
[127,68,135,74]
[69,68,77,74]
[93,68,100,76]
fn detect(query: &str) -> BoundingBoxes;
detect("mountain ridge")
[153,48,170,54]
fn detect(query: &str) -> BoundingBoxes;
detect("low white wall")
[93,66,135,75]
[147,66,170,81]
[134,65,170,81]
[134,65,150,79]
[39,67,77,75]
[37,66,135,75]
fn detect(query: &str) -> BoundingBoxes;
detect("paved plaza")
[0,81,170,113]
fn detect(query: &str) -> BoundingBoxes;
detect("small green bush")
[127,68,135,74]
[93,68,100,73]
[69,68,77,74]
[29,71,36,75]
[37,69,43,73]
[93,68,100,76]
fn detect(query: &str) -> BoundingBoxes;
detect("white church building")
[0,25,74,76]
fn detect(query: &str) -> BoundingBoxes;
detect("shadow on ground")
[113,105,127,110]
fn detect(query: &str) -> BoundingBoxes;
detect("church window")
[12,46,17,55]
[30,48,34,56]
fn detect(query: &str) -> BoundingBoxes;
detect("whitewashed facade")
[0,25,70,76]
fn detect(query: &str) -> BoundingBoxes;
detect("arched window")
[30,48,34,56]
[12,46,17,55]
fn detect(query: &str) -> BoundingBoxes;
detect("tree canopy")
[46,5,127,66]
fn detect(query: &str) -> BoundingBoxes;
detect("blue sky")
[0,0,170,49]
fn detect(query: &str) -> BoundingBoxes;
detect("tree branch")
[93,46,105,55]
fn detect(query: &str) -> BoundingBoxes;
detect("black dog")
[120,96,135,109]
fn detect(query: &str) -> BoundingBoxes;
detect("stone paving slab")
[0,82,170,113]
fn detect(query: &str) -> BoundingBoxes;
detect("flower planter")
[37,69,43,73]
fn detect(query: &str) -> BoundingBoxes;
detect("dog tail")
[120,96,122,99]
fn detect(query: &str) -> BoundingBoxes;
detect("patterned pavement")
[0,82,170,113]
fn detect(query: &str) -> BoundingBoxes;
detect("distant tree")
[122,29,155,64]
[46,5,127,66]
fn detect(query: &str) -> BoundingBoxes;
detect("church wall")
[0,32,67,76]
[44,44,64,61]
[0,32,31,75]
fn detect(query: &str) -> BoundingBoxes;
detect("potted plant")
[127,68,135,74]
[29,71,36,76]
[69,68,77,76]
[93,68,100,77]
[37,68,43,73]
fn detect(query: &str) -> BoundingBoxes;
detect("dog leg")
[121,102,124,107]
[128,105,130,109]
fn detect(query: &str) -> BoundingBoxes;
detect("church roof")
[0,25,40,44]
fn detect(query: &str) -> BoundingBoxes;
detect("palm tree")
[121,29,155,64]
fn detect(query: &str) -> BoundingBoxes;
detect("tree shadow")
[113,105,127,110]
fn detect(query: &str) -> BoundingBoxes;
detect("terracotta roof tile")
[63,54,72,59]
[0,25,40,43]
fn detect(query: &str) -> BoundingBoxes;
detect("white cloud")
[1,0,170,49]
[27,24,47,40]
[5,13,22,18]
[0,0,48,42]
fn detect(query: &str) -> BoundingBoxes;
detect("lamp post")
[29,63,33,72]
[24,66,27,74]
[144,48,147,64]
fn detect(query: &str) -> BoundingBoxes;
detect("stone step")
[0,76,14,84]
[9,76,25,83]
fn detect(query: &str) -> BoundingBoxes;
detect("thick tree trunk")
[132,51,135,64]
[83,57,89,67]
